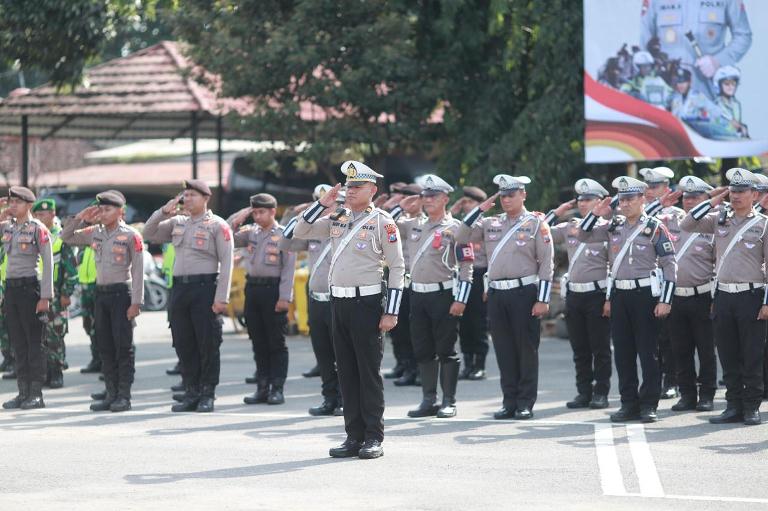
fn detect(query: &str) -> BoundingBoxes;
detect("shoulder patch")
[133,233,144,252]
[221,223,232,242]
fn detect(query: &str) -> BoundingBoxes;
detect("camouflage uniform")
[44,223,79,370]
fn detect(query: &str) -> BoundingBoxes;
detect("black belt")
[5,276,39,288]
[175,273,218,284]
[246,276,281,286]
[95,282,130,293]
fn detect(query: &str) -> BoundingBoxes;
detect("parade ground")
[0,311,766,510]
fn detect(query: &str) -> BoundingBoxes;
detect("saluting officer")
[0,187,53,410]
[459,174,554,420]
[144,180,234,413]
[281,188,345,416]
[293,160,405,460]
[396,175,473,419]
[451,186,491,381]
[545,179,612,410]
[62,191,144,412]
[666,176,717,413]
[229,193,296,406]
[681,168,768,426]
[579,176,677,423]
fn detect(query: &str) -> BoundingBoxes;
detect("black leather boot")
[709,406,744,424]
[309,399,339,416]
[48,366,64,389]
[610,405,641,422]
[20,382,45,409]
[437,360,459,418]
[197,385,215,412]
[267,384,285,405]
[2,379,27,409]
[165,362,181,375]
[81,358,102,374]
[408,361,440,417]
[91,379,118,411]
[567,394,592,409]
[91,389,107,401]
[302,365,321,378]
[171,385,200,412]
[393,362,418,386]
[110,397,132,412]
[244,380,270,404]
[383,361,405,379]
[468,353,487,380]
[458,354,473,380]
[671,395,697,412]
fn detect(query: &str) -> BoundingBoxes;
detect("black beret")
[96,190,126,208]
[250,193,277,209]
[184,179,212,196]
[9,186,35,203]
[400,184,423,196]
[462,186,487,202]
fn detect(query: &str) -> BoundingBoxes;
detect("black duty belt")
[246,276,281,286]
[95,282,130,293]
[175,273,218,284]
[5,277,39,288]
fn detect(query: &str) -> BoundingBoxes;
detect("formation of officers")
[2,160,768,460]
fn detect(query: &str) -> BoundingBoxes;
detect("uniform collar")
[190,210,211,223]
[504,208,528,223]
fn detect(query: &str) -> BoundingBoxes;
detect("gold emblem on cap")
[347,163,357,178]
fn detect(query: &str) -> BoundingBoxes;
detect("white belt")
[567,280,608,293]
[330,284,382,298]
[674,283,712,297]
[310,291,331,302]
[410,280,453,293]
[488,275,538,290]
[614,277,651,290]
[717,282,765,294]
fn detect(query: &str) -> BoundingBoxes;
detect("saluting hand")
[381,193,404,210]
[318,184,341,208]
[76,205,100,224]
[659,190,683,208]
[398,195,421,210]
[379,314,398,332]
[127,304,141,321]
[592,197,613,217]
[758,194,768,213]
[478,193,499,213]
[231,207,253,229]
[449,197,468,215]
[709,188,729,207]
[553,199,576,217]
[162,193,183,215]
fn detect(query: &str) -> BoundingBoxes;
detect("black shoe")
[393,368,418,387]
[48,368,64,389]
[243,384,269,405]
[458,355,473,380]
[309,400,338,416]
[407,400,439,418]
[610,406,641,422]
[110,397,131,412]
[358,439,384,459]
[90,397,115,412]
[3,394,25,409]
[170,382,185,392]
[671,397,697,412]
[2,368,17,380]
[99,374,104,381]
[660,386,679,400]
[81,359,102,374]
[267,386,285,405]
[590,395,609,409]
[165,363,181,376]
[91,390,107,401]
[709,407,744,424]
[196,396,214,413]
[493,407,515,420]
[329,438,362,458]
[640,407,658,423]
[514,407,533,420]
[0,358,10,373]
[566,394,591,409]
[383,362,405,379]
[302,365,321,378]
[20,396,45,410]
[467,368,486,380]
[333,405,344,416]
[245,372,259,384]
[172,392,186,402]
[743,409,761,426]
[436,402,457,418]
[696,398,714,412]
[171,394,200,412]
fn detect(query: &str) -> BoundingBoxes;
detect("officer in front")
[293,160,405,460]
[397,175,473,419]
[0,187,53,410]
[229,193,296,406]
[681,168,768,426]
[144,180,234,413]
[459,174,554,420]
[579,176,677,423]
[545,178,612,410]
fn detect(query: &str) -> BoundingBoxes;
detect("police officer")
[144,180,234,413]
[229,193,296,406]
[666,176,717,412]
[396,175,473,419]
[1,187,53,410]
[641,0,752,99]
[579,176,677,423]
[459,174,554,420]
[681,168,768,426]
[281,188,345,416]
[293,160,405,460]
[383,183,422,386]
[78,242,101,375]
[451,186,491,381]
[641,166,684,400]
[62,191,144,412]
[32,199,78,389]
[545,179,612,410]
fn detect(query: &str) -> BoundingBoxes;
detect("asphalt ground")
[1,311,766,510]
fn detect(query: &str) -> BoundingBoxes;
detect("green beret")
[32,198,56,212]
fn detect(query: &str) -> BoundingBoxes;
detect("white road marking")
[622,493,768,505]
[626,424,664,497]
[593,423,627,496]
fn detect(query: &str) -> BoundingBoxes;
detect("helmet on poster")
[674,66,692,84]
[632,51,654,72]
[713,65,741,94]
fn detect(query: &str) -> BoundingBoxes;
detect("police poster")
[584,0,768,163]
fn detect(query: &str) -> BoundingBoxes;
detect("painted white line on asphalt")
[626,424,664,497]
[620,493,768,505]
[593,424,627,496]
